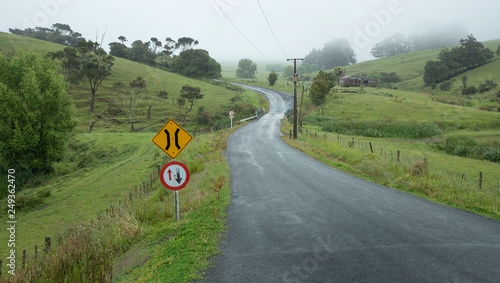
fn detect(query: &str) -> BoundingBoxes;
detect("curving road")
[201,84,500,282]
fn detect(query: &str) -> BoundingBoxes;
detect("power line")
[257,0,288,59]
[213,0,275,62]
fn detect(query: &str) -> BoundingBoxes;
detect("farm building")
[339,75,377,87]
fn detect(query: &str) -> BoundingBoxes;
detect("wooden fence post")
[479,172,482,190]
[22,250,26,268]
[369,142,374,154]
[397,150,400,162]
[45,237,51,253]
[0,260,2,276]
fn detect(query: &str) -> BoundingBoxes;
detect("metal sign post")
[174,190,179,221]
[153,119,192,221]
[229,110,234,128]
[159,160,190,221]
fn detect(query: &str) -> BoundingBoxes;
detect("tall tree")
[148,90,168,120]
[321,39,357,69]
[118,36,127,45]
[458,34,494,68]
[175,37,199,52]
[310,71,335,109]
[47,47,81,94]
[304,39,356,70]
[268,70,278,86]
[461,76,468,88]
[423,34,493,85]
[332,66,345,85]
[180,85,203,126]
[129,77,147,131]
[108,42,128,58]
[172,49,221,79]
[303,48,322,71]
[236,58,257,79]
[164,37,177,56]
[423,60,449,85]
[370,33,413,58]
[150,37,162,55]
[76,39,115,112]
[128,40,148,63]
[0,52,75,173]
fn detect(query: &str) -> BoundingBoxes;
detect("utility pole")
[287,58,303,139]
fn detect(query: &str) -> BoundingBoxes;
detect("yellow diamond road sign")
[152,119,193,159]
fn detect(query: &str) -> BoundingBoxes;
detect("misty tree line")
[9,24,222,80]
[277,25,476,74]
[303,38,357,71]
[108,36,222,79]
[9,24,85,47]
[108,36,197,67]
[370,25,470,58]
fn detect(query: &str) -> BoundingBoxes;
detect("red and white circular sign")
[229,110,235,117]
[160,161,190,191]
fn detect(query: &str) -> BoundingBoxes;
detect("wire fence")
[292,128,500,193]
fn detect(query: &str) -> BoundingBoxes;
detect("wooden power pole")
[287,58,303,139]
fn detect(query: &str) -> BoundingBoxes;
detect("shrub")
[479,105,497,112]
[409,159,429,176]
[478,80,497,93]
[440,80,452,91]
[196,106,212,125]
[437,136,500,163]
[462,86,477,95]
[379,72,402,83]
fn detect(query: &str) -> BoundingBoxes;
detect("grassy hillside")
[0,31,65,54]
[0,132,162,258]
[345,39,500,91]
[0,32,264,134]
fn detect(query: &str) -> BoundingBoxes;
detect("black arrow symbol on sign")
[164,129,171,150]
[164,128,182,151]
[175,168,183,184]
[174,128,181,150]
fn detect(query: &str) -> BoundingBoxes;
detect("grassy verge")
[281,122,500,221]
[112,128,235,282]
[0,126,238,282]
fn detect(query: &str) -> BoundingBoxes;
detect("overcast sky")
[2,0,500,65]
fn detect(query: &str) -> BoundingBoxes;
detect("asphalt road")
[201,84,500,282]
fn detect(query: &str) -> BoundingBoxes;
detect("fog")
[2,0,500,64]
